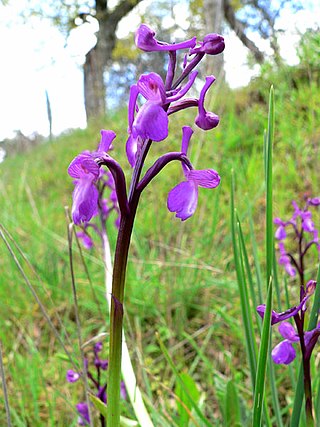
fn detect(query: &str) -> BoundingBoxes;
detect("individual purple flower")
[272,322,320,365]
[257,280,316,325]
[135,24,197,52]
[190,33,225,55]
[195,76,220,130]
[66,369,80,383]
[167,127,220,220]
[76,402,90,426]
[274,218,287,240]
[126,71,198,167]
[308,197,320,206]
[301,210,315,232]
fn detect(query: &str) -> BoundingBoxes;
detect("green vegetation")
[0,65,319,425]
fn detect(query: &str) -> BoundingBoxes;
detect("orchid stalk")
[258,197,320,424]
[68,23,225,426]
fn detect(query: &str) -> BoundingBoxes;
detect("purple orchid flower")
[135,24,197,52]
[257,280,316,325]
[195,76,220,130]
[272,321,320,365]
[66,369,81,383]
[167,126,220,220]
[68,130,116,225]
[126,71,198,167]
[76,402,90,426]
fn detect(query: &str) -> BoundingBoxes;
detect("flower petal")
[132,102,168,142]
[126,134,138,167]
[68,153,100,179]
[187,169,220,188]
[272,340,296,365]
[278,322,299,342]
[167,180,198,221]
[98,130,116,153]
[72,178,99,225]
[137,72,166,103]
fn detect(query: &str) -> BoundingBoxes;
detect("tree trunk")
[84,41,106,122]
[204,0,225,80]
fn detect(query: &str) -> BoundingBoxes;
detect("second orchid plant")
[68,24,225,426]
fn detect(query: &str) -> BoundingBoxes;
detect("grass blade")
[0,340,12,427]
[253,277,273,426]
[156,332,212,427]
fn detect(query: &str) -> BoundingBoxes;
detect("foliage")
[0,63,319,425]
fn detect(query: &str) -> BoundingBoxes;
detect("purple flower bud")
[97,386,107,404]
[190,33,225,55]
[135,24,196,52]
[66,369,80,383]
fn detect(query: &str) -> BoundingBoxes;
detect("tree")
[23,0,144,121]
[194,0,302,77]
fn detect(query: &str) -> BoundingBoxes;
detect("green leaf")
[225,380,241,427]
[90,394,139,427]
[175,372,200,427]
[252,277,273,427]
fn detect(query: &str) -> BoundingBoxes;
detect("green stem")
[107,141,151,427]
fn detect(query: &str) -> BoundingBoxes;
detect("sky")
[0,0,319,141]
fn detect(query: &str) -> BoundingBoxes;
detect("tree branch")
[223,0,265,63]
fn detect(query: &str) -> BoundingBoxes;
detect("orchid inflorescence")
[68,23,225,227]
[274,197,320,279]
[67,341,126,425]
[257,196,319,421]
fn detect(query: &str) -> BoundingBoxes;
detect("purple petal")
[126,135,139,167]
[135,24,196,52]
[76,231,94,249]
[137,72,166,103]
[272,340,296,365]
[98,130,116,153]
[301,211,314,232]
[275,225,286,240]
[278,322,299,342]
[132,102,168,142]
[187,169,220,188]
[308,197,320,206]
[166,71,198,103]
[167,180,198,221]
[66,369,80,383]
[72,177,99,225]
[76,402,90,425]
[68,153,100,179]
[121,381,127,400]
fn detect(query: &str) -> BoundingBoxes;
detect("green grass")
[0,73,319,425]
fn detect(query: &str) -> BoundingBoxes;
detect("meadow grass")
[0,73,319,425]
